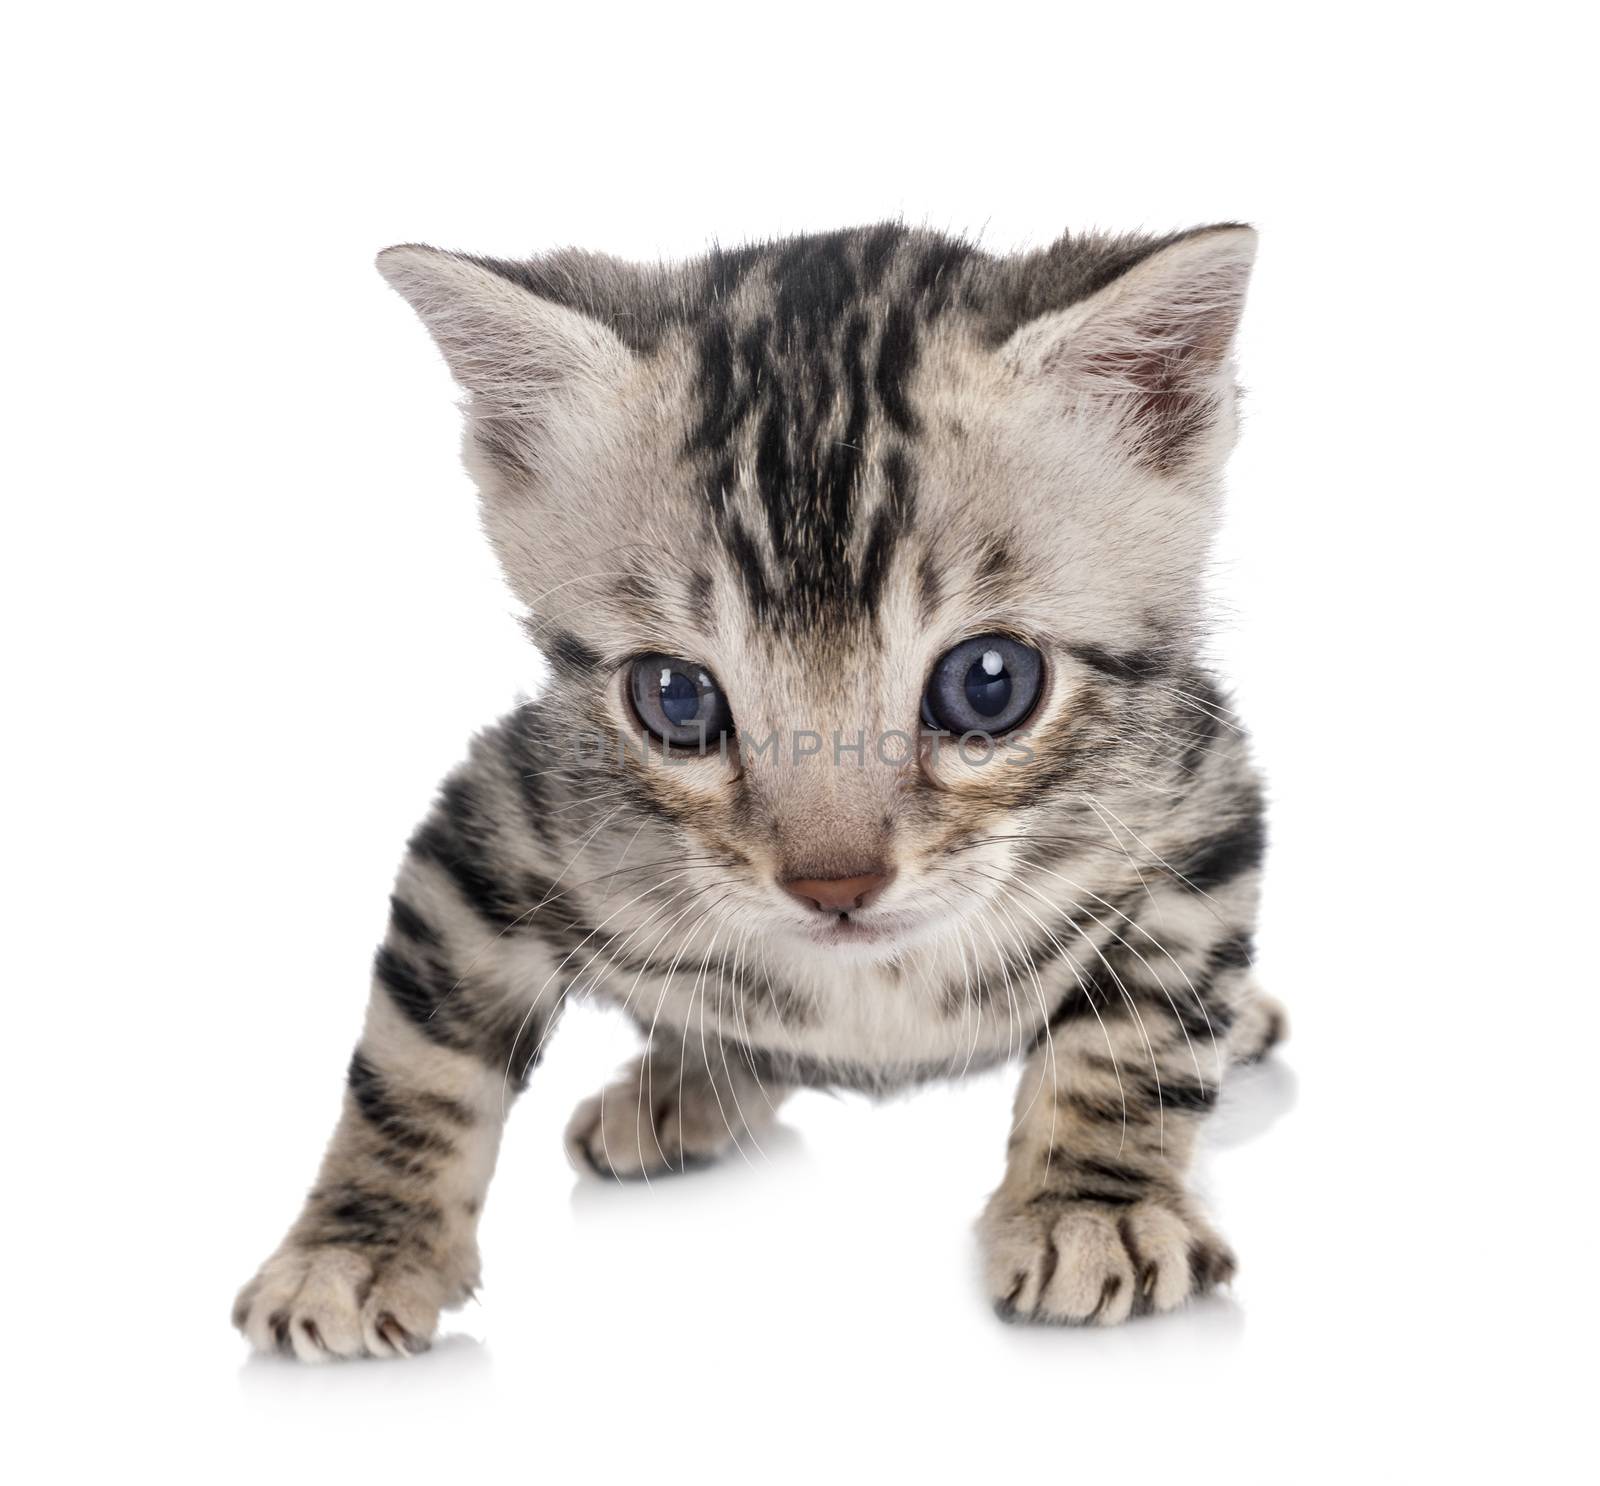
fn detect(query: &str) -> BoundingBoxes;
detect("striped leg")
[233,761,565,1360]
[978,970,1275,1325]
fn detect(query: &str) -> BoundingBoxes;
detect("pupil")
[659,669,701,727]
[964,654,1011,717]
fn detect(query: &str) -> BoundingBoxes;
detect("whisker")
[972,864,1165,1151]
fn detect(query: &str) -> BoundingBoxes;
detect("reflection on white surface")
[238,1331,493,1395]
[1208,1056,1300,1148]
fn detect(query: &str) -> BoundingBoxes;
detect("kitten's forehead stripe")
[680,231,971,628]
[464,222,1221,632]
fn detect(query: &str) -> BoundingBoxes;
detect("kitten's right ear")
[375,244,635,419]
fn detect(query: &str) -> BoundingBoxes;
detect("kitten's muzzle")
[781,870,890,915]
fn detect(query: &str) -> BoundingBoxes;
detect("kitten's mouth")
[803,911,905,948]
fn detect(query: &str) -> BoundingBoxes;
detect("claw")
[375,1312,429,1357]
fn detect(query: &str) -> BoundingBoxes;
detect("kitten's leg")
[979,968,1282,1326]
[234,759,565,1361]
[566,1036,789,1179]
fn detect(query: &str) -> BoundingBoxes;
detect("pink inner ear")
[1058,290,1246,475]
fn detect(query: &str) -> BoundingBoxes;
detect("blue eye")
[630,654,735,749]
[922,635,1043,735]
[658,669,700,725]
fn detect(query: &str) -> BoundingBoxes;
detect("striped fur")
[235,222,1284,1358]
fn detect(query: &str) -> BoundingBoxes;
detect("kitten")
[234,223,1285,1360]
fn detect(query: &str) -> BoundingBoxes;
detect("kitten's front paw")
[565,1057,773,1179]
[232,1243,466,1362]
[979,1192,1235,1326]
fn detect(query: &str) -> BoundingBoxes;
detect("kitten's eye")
[629,654,735,750]
[921,635,1043,735]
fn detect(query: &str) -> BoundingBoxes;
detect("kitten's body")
[235,224,1283,1360]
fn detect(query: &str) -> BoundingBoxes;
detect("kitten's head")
[379,223,1254,963]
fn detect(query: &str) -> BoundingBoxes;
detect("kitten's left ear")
[1003,224,1257,471]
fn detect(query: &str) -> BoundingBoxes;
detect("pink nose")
[781,871,889,914]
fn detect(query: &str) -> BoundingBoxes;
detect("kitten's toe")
[233,1245,456,1361]
[564,1086,666,1178]
[980,1193,1233,1326]
[1229,989,1289,1065]
[565,1059,770,1179]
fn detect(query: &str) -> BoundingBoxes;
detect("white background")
[5,4,1594,1482]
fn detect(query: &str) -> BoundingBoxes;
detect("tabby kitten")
[234,222,1285,1360]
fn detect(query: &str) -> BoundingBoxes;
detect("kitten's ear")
[1003,225,1257,470]
[375,244,635,419]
